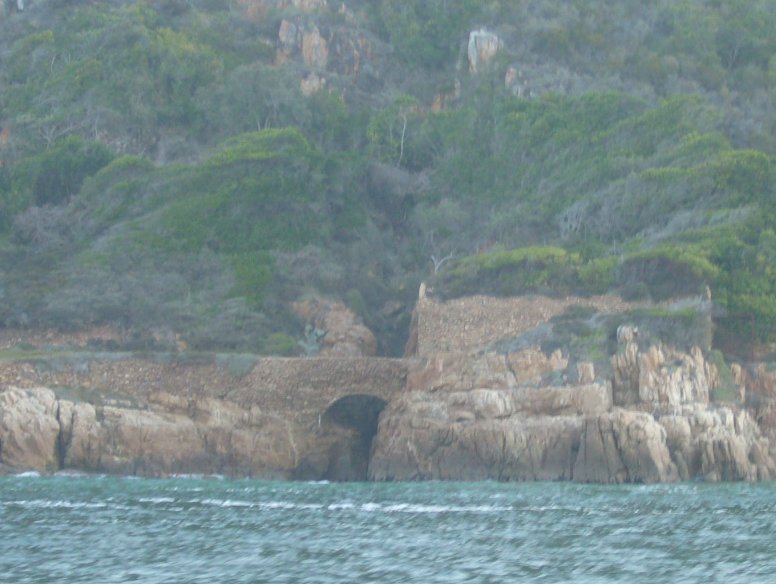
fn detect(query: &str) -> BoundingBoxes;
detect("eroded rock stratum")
[2,293,775,482]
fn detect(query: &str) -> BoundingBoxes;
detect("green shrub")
[377,0,480,69]
[261,332,300,357]
[708,349,738,402]
[618,244,719,300]
[230,252,273,308]
[15,136,114,206]
[578,257,618,294]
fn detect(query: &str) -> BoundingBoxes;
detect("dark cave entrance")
[321,394,387,481]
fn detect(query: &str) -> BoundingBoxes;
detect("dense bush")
[14,136,114,206]
[0,0,774,353]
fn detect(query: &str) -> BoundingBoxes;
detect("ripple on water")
[1,477,776,583]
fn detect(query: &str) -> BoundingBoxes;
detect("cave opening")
[320,394,387,481]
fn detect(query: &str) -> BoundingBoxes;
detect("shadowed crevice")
[321,394,387,481]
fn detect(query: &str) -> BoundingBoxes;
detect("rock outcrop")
[293,297,377,357]
[2,293,773,483]
[467,29,502,73]
[573,411,678,483]
[0,386,314,477]
[0,354,407,478]
[370,342,776,483]
[612,342,714,407]
[273,8,381,92]
[0,387,60,471]
[278,18,329,69]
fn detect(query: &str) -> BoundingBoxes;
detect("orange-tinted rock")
[293,297,377,357]
[0,387,60,471]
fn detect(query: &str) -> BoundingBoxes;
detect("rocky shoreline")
[370,341,775,482]
[2,294,775,482]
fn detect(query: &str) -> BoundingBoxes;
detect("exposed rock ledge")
[2,292,774,483]
[369,342,776,483]
[0,386,315,477]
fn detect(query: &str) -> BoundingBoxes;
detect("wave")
[3,499,110,509]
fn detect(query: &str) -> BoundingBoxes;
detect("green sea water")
[1,475,775,583]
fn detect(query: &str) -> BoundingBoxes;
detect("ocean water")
[1,475,775,583]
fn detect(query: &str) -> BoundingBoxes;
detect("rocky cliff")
[1,294,774,482]
[0,354,407,479]
[369,341,776,483]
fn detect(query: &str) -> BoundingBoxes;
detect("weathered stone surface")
[0,385,318,477]
[506,348,567,386]
[369,388,584,481]
[411,295,638,356]
[1,292,773,484]
[372,341,774,483]
[407,351,517,393]
[370,349,613,481]
[662,405,774,481]
[612,342,713,407]
[576,362,596,384]
[0,387,60,471]
[62,402,102,469]
[468,29,502,73]
[574,410,678,484]
[277,18,329,69]
[293,297,377,357]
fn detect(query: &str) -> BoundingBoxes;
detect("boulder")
[573,410,678,484]
[300,72,326,95]
[293,297,377,357]
[0,387,60,471]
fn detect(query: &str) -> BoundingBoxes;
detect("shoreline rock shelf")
[369,343,775,483]
[2,294,775,482]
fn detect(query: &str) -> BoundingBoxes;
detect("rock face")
[2,292,773,483]
[293,297,377,357]
[612,342,713,407]
[274,10,381,92]
[0,386,315,477]
[573,411,678,483]
[467,29,502,73]
[0,387,60,471]
[0,351,407,478]
[278,18,329,69]
[370,343,776,483]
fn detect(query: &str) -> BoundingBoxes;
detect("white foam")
[379,503,513,514]
[327,503,356,510]
[138,497,176,504]
[6,500,109,509]
[200,498,254,508]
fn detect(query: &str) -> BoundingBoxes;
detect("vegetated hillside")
[0,0,774,357]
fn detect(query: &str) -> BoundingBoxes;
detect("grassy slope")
[0,0,774,356]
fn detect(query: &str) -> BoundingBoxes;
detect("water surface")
[2,475,774,583]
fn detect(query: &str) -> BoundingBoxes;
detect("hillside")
[0,0,774,359]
